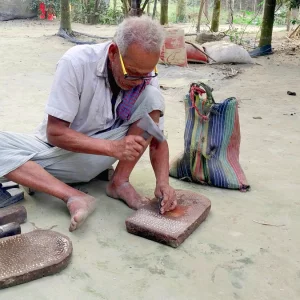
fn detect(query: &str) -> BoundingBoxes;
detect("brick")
[0,230,73,289]
[125,189,211,248]
[0,205,27,226]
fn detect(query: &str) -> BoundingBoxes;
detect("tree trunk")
[121,0,129,17]
[147,0,150,15]
[227,0,233,24]
[291,7,300,19]
[239,0,242,11]
[253,0,257,13]
[131,0,138,15]
[287,7,291,31]
[160,0,168,24]
[196,0,205,32]
[211,0,221,32]
[152,0,158,18]
[60,0,72,35]
[86,0,91,23]
[80,0,86,23]
[176,0,186,22]
[259,0,276,47]
[129,0,142,16]
[204,0,209,19]
[90,0,100,24]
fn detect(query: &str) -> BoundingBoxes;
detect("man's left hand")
[154,183,177,214]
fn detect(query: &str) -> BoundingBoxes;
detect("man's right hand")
[110,135,147,161]
[47,116,147,159]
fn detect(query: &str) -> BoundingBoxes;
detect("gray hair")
[114,16,165,55]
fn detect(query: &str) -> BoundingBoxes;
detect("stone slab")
[0,222,21,238]
[125,189,211,248]
[0,205,27,226]
[0,230,73,289]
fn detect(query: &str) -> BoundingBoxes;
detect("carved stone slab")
[0,230,73,289]
[126,189,211,248]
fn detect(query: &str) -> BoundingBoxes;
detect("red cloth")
[47,13,54,21]
[39,2,46,19]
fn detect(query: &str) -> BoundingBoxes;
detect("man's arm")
[149,138,177,213]
[149,139,169,184]
[47,115,146,161]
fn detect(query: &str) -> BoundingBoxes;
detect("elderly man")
[0,16,177,231]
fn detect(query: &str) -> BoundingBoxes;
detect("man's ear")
[108,43,118,62]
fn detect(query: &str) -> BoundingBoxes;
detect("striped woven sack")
[169,82,250,191]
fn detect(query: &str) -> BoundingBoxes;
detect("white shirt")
[35,41,163,142]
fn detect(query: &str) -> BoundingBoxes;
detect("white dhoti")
[0,86,165,184]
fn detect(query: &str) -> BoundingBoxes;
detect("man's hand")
[154,183,177,214]
[110,135,147,161]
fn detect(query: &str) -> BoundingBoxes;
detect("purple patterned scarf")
[117,79,151,121]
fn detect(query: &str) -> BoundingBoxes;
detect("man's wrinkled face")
[108,42,160,90]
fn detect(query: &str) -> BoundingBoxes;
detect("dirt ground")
[0,19,300,300]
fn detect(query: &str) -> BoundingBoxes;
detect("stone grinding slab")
[125,189,211,248]
[0,205,27,226]
[0,230,73,289]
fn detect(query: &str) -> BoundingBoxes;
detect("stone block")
[0,205,27,226]
[126,189,211,248]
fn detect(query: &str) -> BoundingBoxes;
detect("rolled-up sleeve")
[150,77,165,131]
[45,57,82,123]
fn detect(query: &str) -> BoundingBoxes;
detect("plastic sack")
[159,28,188,67]
[202,41,254,64]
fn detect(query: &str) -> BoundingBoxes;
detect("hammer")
[136,114,166,143]
[137,114,166,213]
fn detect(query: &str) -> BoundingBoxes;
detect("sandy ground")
[0,19,300,300]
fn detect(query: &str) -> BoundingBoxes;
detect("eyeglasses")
[118,50,158,81]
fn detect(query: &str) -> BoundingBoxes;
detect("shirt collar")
[96,41,112,77]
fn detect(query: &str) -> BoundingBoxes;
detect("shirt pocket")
[93,82,114,128]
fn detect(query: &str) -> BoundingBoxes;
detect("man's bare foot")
[67,195,96,232]
[106,181,150,210]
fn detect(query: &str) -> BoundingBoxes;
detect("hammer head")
[137,114,166,143]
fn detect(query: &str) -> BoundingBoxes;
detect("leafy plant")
[99,7,124,24]
[233,10,262,26]
[227,28,245,44]
[290,0,300,8]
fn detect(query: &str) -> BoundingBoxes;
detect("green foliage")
[233,10,262,26]
[176,0,187,22]
[226,28,252,45]
[274,7,288,25]
[30,0,121,24]
[98,7,124,24]
[227,28,243,44]
[82,0,109,24]
[71,0,124,25]
[290,0,300,8]
[30,0,296,27]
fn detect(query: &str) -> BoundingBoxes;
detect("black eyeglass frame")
[118,50,158,81]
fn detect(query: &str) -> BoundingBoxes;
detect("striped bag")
[169,82,250,191]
